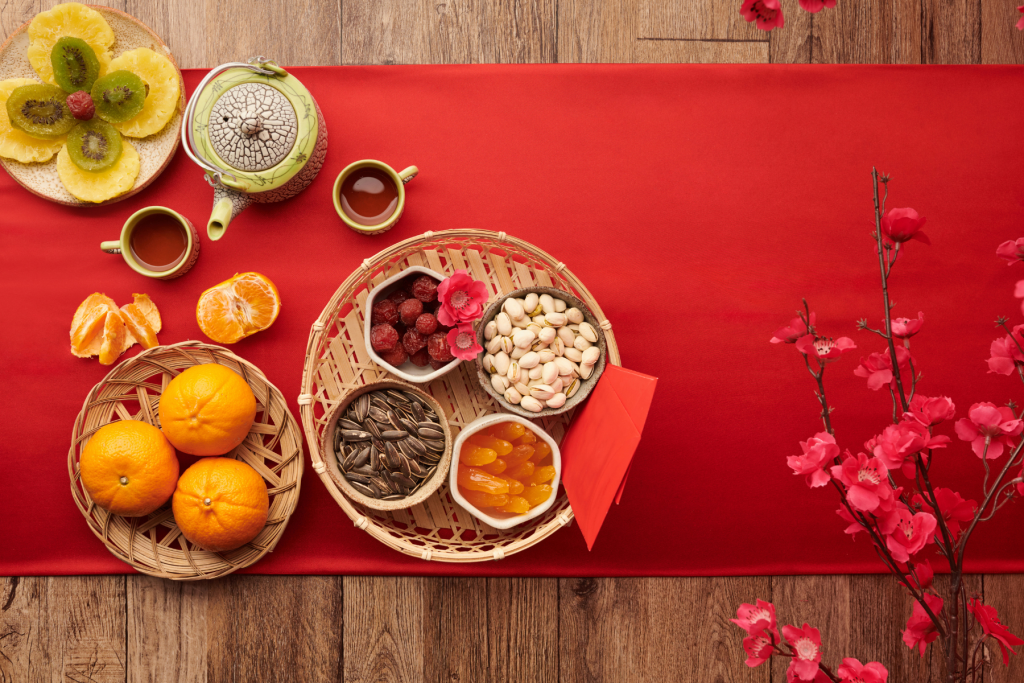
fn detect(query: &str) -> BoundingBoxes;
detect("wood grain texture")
[982,0,1024,64]
[815,0,923,64]
[343,576,424,683]
[487,578,559,683]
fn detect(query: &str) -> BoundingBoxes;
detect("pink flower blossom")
[742,629,775,668]
[881,207,929,246]
[904,395,955,427]
[796,335,856,363]
[782,623,822,681]
[830,452,892,513]
[885,509,937,563]
[968,599,1024,665]
[436,270,489,326]
[837,658,889,683]
[903,593,944,656]
[911,559,934,590]
[954,402,1023,459]
[798,0,836,12]
[988,325,1024,375]
[853,346,912,392]
[787,432,838,488]
[997,238,1024,264]
[740,0,784,31]
[1018,6,1024,31]
[731,599,779,636]
[837,488,905,536]
[1016,281,1024,316]
[912,488,977,537]
[890,311,924,339]
[771,313,814,344]
[446,323,483,362]
[867,421,948,477]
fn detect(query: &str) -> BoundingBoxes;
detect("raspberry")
[429,358,448,370]
[415,312,438,335]
[388,289,410,305]
[411,275,439,303]
[371,299,399,326]
[409,348,430,367]
[66,90,94,120]
[370,324,399,352]
[402,328,428,355]
[379,344,409,367]
[399,298,423,326]
[427,332,455,362]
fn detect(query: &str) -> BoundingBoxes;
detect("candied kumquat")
[457,465,509,495]
[526,465,556,486]
[461,489,510,509]
[497,496,530,514]
[489,421,526,442]
[504,444,534,468]
[532,441,552,461]
[461,443,497,466]
[506,460,535,480]
[515,430,537,445]
[481,457,507,475]
[498,474,525,495]
[520,484,553,507]
[468,433,512,456]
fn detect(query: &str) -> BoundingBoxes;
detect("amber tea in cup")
[101,207,199,280]
[333,160,418,235]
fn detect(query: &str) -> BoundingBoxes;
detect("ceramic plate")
[0,5,184,207]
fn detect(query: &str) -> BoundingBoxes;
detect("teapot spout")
[207,186,252,241]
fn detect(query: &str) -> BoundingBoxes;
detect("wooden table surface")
[3,1,1024,681]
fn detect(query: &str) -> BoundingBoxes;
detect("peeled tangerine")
[457,421,556,517]
[70,292,161,364]
[196,272,280,344]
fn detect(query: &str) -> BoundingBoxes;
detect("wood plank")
[769,0,814,64]
[981,0,1024,64]
[0,575,126,682]
[343,576,424,683]
[639,0,764,41]
[814,0,923,64]
[982,574,1024,682]
[126,575,207,683]
[423,577,489,682]
[922,0,981,64]
[124,0,207,69]
[0,0,127,44]
[342,0,556,65]
[771,575,851,681]
[487,578,558,683]
[202,0,341,67]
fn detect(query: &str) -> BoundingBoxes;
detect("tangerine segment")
[526,466,557,487]
[481,457,507,475]
[120,300,158,349]
[460,443,497,467]
[520,484,553,507]
[196,272,280,344]
[70,292,116,357]
[457,465,509,495]
[497,496,530,514]
[97,309,127,365]
[489,421,526,442]
[468,434,512,456]
[461,489,509,510]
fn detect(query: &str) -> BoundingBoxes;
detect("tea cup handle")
[100,241,122,254]
[398,166,419,184]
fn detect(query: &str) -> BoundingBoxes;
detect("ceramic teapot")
[183,57,328,240]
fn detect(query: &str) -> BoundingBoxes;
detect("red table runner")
[3,65,1024,576]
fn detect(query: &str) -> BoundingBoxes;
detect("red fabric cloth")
[3,65,1024,576]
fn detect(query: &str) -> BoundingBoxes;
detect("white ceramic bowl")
[363,265,461,383]
[448,413,562,530]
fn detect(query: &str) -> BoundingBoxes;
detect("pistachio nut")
[549,338,565,356]
[519,367,531,384]
[554,357,574,376]
[538,349,556,363]
[496,312,513,336]
[520,396,544,413]
[506,360,521,381]
[529,365,544,380]
[538,327,557,344]
[504,387,523,405]
[546,392,567,409]
[578,321,598,343]
[510,346,528,360]
[549,377,564,393]
[564,347,584,363]
[581,346,601,366]
[482,353,496,373]
[530,385,557,401]
[485,336,502,354]
[539,293,556,314]
[574,336,592,351]
[491,373,511,394]
[484,320,498,341]
[565,307,584,324]
[512,315,532,329]
[554,298,567,313]
[565,377,581,398]
[557,326,575,347]
[514,381,531,395]
[493,351,510,376]
[503,297,526,321]
[523,293,539,314]
[520,351,541,369]
[532,314,546,326]
[499,336,515,354]
[527,323,544,337]
[544,312,567,328]
[513,329,536,349]
[542,361,559,385]
[579,363,594,380]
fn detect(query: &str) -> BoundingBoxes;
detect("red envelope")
[560,366,658,550]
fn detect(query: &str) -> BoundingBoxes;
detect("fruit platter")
[0,3,184,205]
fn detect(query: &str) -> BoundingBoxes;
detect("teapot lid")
[184,58,320,193]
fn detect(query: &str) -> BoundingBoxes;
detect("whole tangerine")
[172,457,269,552]
[158,363,257,456]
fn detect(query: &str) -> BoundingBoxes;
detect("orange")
[196,272,280,344]
[70,292,117,358]
[70,291,162,362]
[172,457,269,552]
[158,363,257,456]
[79,420,179,517]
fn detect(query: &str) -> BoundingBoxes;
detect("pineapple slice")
[0,78,66,162]
[107,48,179,138]
[27,3,114,86]
[57,138,139,203]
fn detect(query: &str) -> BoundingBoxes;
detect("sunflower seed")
[382,494,405,501]
[354,394,370,422]
[422,438,445,452]
[418,426,443,440]
[339,418,361,431]
[411,401,426,422]
[342,430,371,441]
[352,447,370,469]
[368,481,383,497]
[368,406,388,423]
[351,482,377,498]
[363,419,381,438]
[408,458,424,475]
[386,390,411,405]
[342,452,356,470]
[352,464,375,476]
[403,437,427,458]
[345,473,371,485]
[398,453,412,478]
[369,446,380,471]
[333,429,342,452]
[381,430,408,441]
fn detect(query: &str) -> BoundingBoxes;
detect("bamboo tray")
[299,229,619,562]
[68,342,303,580]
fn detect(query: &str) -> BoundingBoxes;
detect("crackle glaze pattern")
[209,82,297,172]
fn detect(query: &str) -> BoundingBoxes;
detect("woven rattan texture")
[68,342,303,580]
[300,229,620,563]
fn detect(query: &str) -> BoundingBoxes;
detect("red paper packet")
[560,366,658,550]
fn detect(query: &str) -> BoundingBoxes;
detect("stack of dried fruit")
[0,3,180,202]
[456,421,556,516]
[369,273,458,371]
[70,292,161,365]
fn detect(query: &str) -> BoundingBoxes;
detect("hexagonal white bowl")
[363,265,461,383]
[448,413,562,530]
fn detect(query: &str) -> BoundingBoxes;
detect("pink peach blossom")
[742,629,775,668]
[885,509,937,563]
[437,269,489,326]
[782,623,822,681]
[446,323,483,362]
[997,238,1024,264]
[836,488,905,536]
[740,0,784,31]
[731,599,779,636]
[954,402,1023,459]
[771,313,815,344]
[903,593,943,656]
[890,311,924,339]
[989,325,1024,375]
[912,488,976,537]
[881,207,929,246]
[1018,6,1024,31]
[904,395,955,426]
[867,421,947,477]
[911,559,934,590]
[796,335,856,363]
[787,432,838,488]
[798,0,836,12]
[837,658,889,683]
[968,599,1024,665]
[830,451,892,513]
[853,346,913,392]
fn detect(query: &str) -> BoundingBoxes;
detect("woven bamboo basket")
[300,229,619,562]
[68,342,303,580]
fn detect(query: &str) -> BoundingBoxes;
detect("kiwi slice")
[91,70,146,123]
[5,84,76,139]
[51,37,101,93]
[66,119,122,172]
